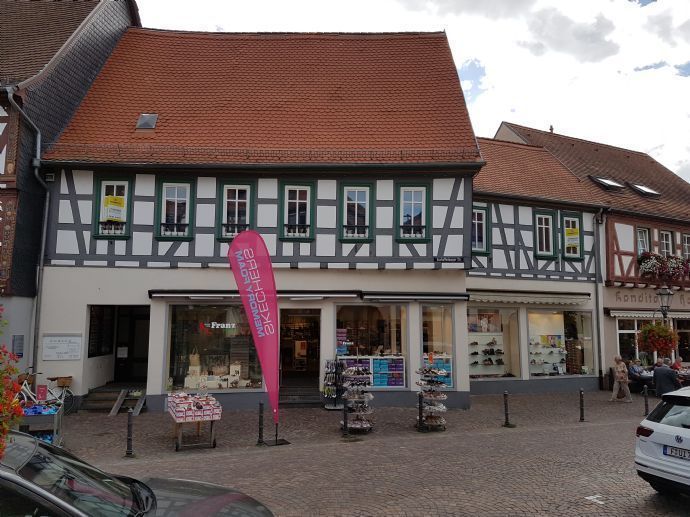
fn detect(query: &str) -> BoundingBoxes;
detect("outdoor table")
[166,393,222,451]
[168,413,219,451]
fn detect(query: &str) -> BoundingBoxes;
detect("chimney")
[549,125,554,133]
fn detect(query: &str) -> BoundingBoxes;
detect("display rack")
[529,336,567,376]
[167,393,222,451]
[416,367,448,431]
[323,359,345,410]
[468,333,507,378]
[423,353,453,387]
[341,365,374,433]
[340,356,406,387]
[19,405,63,446]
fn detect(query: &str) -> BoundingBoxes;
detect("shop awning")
[148,289,360,300]
[361,292,469,302]
[608,310,690,319]
[469,290,590,305]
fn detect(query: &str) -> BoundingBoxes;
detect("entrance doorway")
[113,306,150,383]
[280,309,320,388]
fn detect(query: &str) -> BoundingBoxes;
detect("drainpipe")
[593,208,605,390]
[5,86,49,375]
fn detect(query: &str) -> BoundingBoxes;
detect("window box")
[93,178,133,240]
[156,180,195,241]
[279,182,315,241]
[340,184,374,242]
[395,183,430,243]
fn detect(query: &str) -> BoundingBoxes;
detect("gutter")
[5,86,49,376]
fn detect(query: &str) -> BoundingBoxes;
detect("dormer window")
[590,176,624,190]
[630,183,660,197]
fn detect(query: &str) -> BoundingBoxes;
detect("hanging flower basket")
[637,321,679,357]
[638,252,689,284]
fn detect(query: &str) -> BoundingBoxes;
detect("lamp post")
[657,286,675,358]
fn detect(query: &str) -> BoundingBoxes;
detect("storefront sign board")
[42,335,82,360]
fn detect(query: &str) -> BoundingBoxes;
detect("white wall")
[1,296,33,373]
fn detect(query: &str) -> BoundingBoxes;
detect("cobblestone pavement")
[62,391,689,516]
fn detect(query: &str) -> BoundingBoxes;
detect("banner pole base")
[264,422,290,447]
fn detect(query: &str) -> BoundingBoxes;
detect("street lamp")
[656,287,674,320]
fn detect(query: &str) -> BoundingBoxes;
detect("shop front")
[466,289,599,394]
[604,287,690,366]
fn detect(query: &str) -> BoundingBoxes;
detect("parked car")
[0,431,273,516]
[635,386,690,495]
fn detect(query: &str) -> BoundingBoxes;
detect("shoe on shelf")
[469,341,479,346]
[470,351,479,355]
[470,361,479,366]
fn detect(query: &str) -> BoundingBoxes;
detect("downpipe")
[5,86,49,375]
[593,208,606,390]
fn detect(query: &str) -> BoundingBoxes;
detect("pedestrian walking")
[610,355,632,403]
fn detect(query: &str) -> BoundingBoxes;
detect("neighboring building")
[0,0,140,371]
[40,30,483,409]
[496,122,690,372]
[470,138,608,393]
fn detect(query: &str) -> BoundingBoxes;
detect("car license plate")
[663,445,690,461]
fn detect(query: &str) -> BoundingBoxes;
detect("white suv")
[635,387,690,494]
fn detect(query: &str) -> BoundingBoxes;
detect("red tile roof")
[0,0,100,85]
[43,29,481,166]
[500,122,690,222]
[475,138,607,208]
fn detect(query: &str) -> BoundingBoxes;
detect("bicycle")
[14,369,75,415]
[46,376,75,415]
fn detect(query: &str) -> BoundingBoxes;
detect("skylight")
[590,176,624,190]
[136,113,158,129]
[630,183,660,196]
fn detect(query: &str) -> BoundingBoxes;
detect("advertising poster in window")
[103,195,125,221]
[565,227,579,249]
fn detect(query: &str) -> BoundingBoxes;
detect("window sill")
[562,255,584,262]
[94,234,130,240]
[471,250,491,257]
[534,253,557,260]
[396,237,431,244]
[155,235,194,242]
[339,237,374,244]
[279,236,315,242]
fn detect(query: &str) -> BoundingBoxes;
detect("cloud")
[397,0,536,19]
[675,61,690,77]
[633,61,668,71]
[631,0,657,6]
[677,160,690,182]
[645,12,676,45]
[458,59,487,102]
[679,19,690,44]
[522,8,619,62]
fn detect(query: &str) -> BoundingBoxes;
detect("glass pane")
[165,200,176,224]
[347,190,356,202]
[227,188,237,200]
[226,201,236,223]
[403,190,412,202]
[237,201,247,223]
[422,305,453,387]
[298,189,307,201]
[618,319,635,330]
[468,308,519,378]
[402,204,412,225]
[413,190,423,202]
[357,190,367,203]
[105,184,114,196]
[176,200,187,224]
[116,185,125,197]
[356,205,366,226]
[238,188,247,201]
[619,333,637,361]
[165,186,176,199]
[287,202,297,224]
[298,201,307,224]
[169,305,262,391]
[288,189,297,201]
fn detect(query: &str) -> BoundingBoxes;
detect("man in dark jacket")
[653,358,682,396]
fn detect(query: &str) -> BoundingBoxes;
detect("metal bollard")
[502,391,515,428]
[418,392,425,432]
[342,401,349,437]
[643,385,649,416]
[579,389,585,422]
[125,408,134,457]
[257,402,265,445]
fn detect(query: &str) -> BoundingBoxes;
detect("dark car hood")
[142,478,273,516]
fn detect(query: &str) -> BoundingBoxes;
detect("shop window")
[562,213,583,259]
[616,318,665,365]
[336,305,407,387]
[677,320,690,365]
[342,185,372,241]
[683,234,690,260]
[422,305,454,387]
[637,228,650,255]
[397,185,429,241]
[528,311,594,377]
[534,210,556,258]
[95,179,131,238]
[168,305,262,391]
[471,206,489,254]
[88,306,115,357]
[219,184,251,239]
[660,230,673,257]
[157,181,194,240]
[281,183,313,239]
[467,308,519,379]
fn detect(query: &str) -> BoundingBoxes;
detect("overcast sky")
[136,0,690,181]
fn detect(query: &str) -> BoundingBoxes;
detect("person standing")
[611,355,632,403]
[653,358,682,396]
[671,356,683,370]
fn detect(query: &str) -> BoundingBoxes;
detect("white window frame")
[683,234,690,260]
[343,186,370,239]
[660,230,673,257]
[98,180,129,236]
[399,186,427,239]
[161,182,191,237]
[471,207,487,252]
[562,216,581,259]
[637,228,650,255]
[284,185,311,238]
[222,185,250,238]
[535,213,554,257]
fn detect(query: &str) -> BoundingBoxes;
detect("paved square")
[63,391,688,516]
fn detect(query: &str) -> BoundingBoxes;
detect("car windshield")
[647,396,690,429]
[18,439,139,516]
